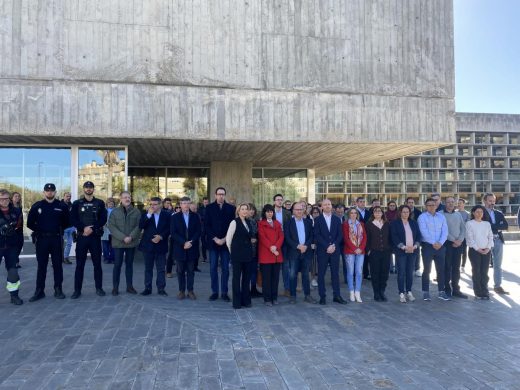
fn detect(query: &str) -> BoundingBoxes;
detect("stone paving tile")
[1,245,520,389]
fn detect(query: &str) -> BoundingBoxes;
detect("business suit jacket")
[284,217,314,262]
[204,201,236,250]
[390,219,421,252]
[170,211,201,261]
[483,208,508,243]
[313,214,343,257]
[138,211,170,254]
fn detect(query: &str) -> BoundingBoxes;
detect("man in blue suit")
[171,196,201,300]
[138,197,170,296]
[313,199,347,305]
[204,187,236,302]
[284,202,317,304]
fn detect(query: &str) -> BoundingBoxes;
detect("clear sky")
[454,0,520,114]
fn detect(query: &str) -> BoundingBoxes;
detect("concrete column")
[307,168,316,205]
[210,161,252,205]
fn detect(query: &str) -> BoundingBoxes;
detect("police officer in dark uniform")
[70,181,108,299]
[27,183,70,301]
[0,188,24,305]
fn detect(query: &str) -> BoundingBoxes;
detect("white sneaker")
[354,291,362,303]
[311,278,318,287]
[406,291,415,302]
[350,291,355,302]
[414,270,422,277]
[399,293,407,303]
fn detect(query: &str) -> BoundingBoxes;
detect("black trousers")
[363,257,370,278]
[261,263,280,303]
[444,241,463,294]
[177,258,195,292]
[0,246,20,295]
[368,249,391,297]
[468,248,490,297]
[113,247,135,289]
[232,261,251,309]
[74,235,103,291]
[166,238,175,273]
[461,240,468,267]
[35,235,63,290]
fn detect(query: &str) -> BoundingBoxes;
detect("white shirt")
[323,213,332,231]
[146,212,160,228]
[465,220,494,251]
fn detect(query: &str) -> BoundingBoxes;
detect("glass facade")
[0,147,71,211]
[252,169,307,207]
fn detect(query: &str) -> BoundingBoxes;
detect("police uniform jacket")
[107,205,141,248]
[27,199,69,236]
[70,197,107,236]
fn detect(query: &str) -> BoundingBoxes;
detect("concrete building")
[317,113,520,215]
[1,0,455,207]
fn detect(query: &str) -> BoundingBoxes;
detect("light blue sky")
[455,0,520,114]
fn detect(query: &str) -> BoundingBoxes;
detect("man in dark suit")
[171,196,201,300]
[138,197,170,296]
[273,193,292,297]
[284,202,317,304]
[205,187,236,302]
[313,199,347,305]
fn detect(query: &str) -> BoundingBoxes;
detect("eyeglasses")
[0,198,10,201]
[426,204,435,207]
[216,193,225,196]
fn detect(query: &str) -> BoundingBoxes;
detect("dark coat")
[483,208,508,243]
[365,221,391,252]
[390,219,421,253]
[313,214,343,257]
[230,218,253,263]
[204,201,236,250]
[284,217,313,262]
[170,211,201,261]
[138,211,170,254]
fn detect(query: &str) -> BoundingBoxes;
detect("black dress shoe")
[29,289,45,302]
[221,294,231,302]
[374,295,382,302]
[380,292,388,302]
[243,304,252,308]
[250,288,263,298]
[141,289,152,296]
[10,295,23,305]
[16,263,22,269]
[209,293,219,301]
[194,268,202,272]
[112,288,119,296]
[452,291,468,299]
[319,297,326,305]
[158,290,168,296]
[54,287,66,299]
[333,296,347,304]
[70,290,81,299]
[96,288,106,297]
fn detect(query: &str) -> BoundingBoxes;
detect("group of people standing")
[0,182,510,308]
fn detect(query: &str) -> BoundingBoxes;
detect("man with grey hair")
[108,191,141,296]
[441,197,467,298]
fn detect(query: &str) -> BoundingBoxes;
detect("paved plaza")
[1,244,519,390]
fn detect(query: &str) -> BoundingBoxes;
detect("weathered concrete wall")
[210,161,253,204]
[0,0,456,169]
[456,113,520,134]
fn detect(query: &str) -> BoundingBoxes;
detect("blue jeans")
[396,251,416,294]
[209,247,230,295]
[102,237,114,262]
[491,238,504,288]
[288,255,311,297]
[63,227,75,258]
[345,254,364,292]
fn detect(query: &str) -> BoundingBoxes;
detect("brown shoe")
[166,273,173,278]
[283,289,291,298]
[494,286,510,295]
[177,291,186,300]
[187,291,197,300]
[126,286,137,294]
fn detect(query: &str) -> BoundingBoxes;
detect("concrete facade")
[1,0,455,177]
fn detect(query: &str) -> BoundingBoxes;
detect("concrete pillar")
[210,161,253,205]
[307,168,316,205]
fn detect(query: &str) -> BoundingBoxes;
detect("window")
[316,181,326,193]
[367,183,380,193]
[458,159,472,169]
[439,147,454,156]
[511,160,520,168]
[406,183,419,193]
[474,147,488,157]
[509,148,520,157]
[458,182,472,193]
[476,182,488,192]
[324,173,345,180]
[441,182,453,192]
[349,183,364,192]
[458,146,471,156]
[327,181,345,193]
[350,170,364,180]
[493,171,505,180]
[492,183,506,192]
[440,159,454,168]
[422,158,435,168]
[492,159,505,168]
[439,171,454,181]
[474,171,489,181]
[457,133,472,143]
[385,160,402,168]
[511,183,520,192]
[510,134,520,145]
[475,133,489,144]
[404,171,420,180]
[366,171,380,180]
[422,183,435,192]
[386,171,400,180]
[509,170,520,180]
[491,134,505,144]
[492,147,505,156]
[476,158,488,168]
[405,158,420,168]
[79,149,126,201]
[424,171,436,181]
[458,170,472,180]
[384,182,401,193]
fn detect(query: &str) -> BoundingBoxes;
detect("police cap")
[43,183,56,191]
[83,181,95,188]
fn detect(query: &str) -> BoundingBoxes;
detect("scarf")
[348,220,363,247]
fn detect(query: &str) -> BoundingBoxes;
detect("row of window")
[457,133,520,144]
[317,182,519,194]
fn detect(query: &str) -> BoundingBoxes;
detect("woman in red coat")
[342,207,367,303]
[257,204,284,306]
